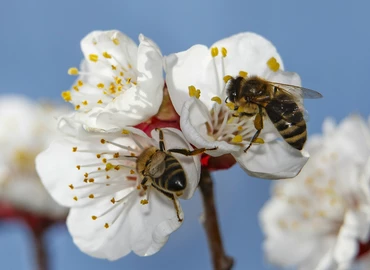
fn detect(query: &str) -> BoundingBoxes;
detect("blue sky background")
[0,0,369,269]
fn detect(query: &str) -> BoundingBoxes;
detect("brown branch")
[30,221,51,270]
[199,168,234,270]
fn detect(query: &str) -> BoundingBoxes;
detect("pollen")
[111,65,117,70]
[226,102,235,110]
[77,80,84,87]
[221,47,227,57]
[88,194,94,199]
[68,67,79,75]
[231,135,243,143]
[84,173,88,177]
[130,169,135,174]
[112,38,120,45]
[110,198,116,204]
[113,152,119,158]
[188,85,201,99]
[97,99,103,104]
[72,147,77,152]
[105,163,114,171]
[267,57,280,72]
[102,51,112,59]
[223,75,233,84]
[102,158,107,164]
[239,71,248,78]
[104,223,110,229]
[69,184,74,189]
[211,96,222,104]
[97,83,105,89]
[82,100,88,106]
[76,165,81,170]
[121,129,130,134]
[61,91,72,102]
[89,54,98,62]
[88,178,94,183]
[140,199,149,205]
[73,86,79,92]
[100,139,106,144]
[114,165,120,170]
[237,126,243,131]
[96,154,101,158]
[91,216,97,220]
[106,175,110,179]
[211,47,219,57]
[254,138,265,144]
[73,196,78,201]
[75,105,80,110]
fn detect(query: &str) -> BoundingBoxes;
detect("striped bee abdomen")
[265,99,307,150]
[153,155,186,192]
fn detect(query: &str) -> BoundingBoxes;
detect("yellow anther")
[75,105,80,110]
[114,165,120,170]
[136,185,141,190]
[89,54,98,62]
[140,199,149,205]
[101,139,106,144]
[188,85,201,99]
[130,170,135,174]
[96,154,101,159]
[237,126,243,131]
[105,163,114,171]
[126,78,131,84]
[104,223,110,229]
[77,80,84,87]
[84,173,88,177]
[119,71,124,77]
[211,47,219,57]
[267,57,280,72]
[111,198,116,204]
[254,138,265,144]
[69,184,74,190]
[83,179,88,183]
[68,67,79,75]
[128,63,132,69]
[61,91,72,102]
[221,47,227,57]
[117,85,122,91]
[226,102,235,110]
[106,175,110,179]
[231,135,243,143]
[122,129,130,134]
[73,196,78,201]
[82,100,88,106]
[76,165,81,170]
[115,77,122,84]
[102,51,112,59]
[88,178,94,183]
[113,152,120,158]
[130,153,136,156]
[97,167,101,171]
[237,106,244,113]
[73,86,79,92]
[102,158,107,164]
[112,38,120,45]
[72,147,77,152]
[223,75,233,84]
[91,216,97,220]
[227,116,236,124]
[211,96,222,104]
[88,194,94,199]
[97,83,105,89]
[111,65,117,70]
[239,71,248,78]
[97,99,103,104]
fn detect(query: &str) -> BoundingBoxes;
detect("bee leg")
[152,185,183,222]
[168,147,218,156]
[244,107,264,153]
[141,176,149,186]
[155,128,166,151]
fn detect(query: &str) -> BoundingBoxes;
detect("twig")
[199,168,234,270]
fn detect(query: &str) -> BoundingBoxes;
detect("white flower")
[36,116,200,259]
[0,95,68,218]
[62,30,164,129]
[165,32,309,179]
[260,115,370,270]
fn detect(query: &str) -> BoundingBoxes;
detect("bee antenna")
[225,97,229,103]
[123,155,138,159]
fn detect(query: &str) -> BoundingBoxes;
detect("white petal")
[234,140,309,179]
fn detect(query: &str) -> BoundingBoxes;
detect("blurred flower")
[0,95,68,219]
[260,115,370,270]
[62,30,164,129]
[36,116,200,259]
[165,32,308,179]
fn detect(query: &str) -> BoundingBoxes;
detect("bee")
[136,128,215,222]
[226,76,322,152]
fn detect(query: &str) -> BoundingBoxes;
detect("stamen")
[211,96,222,104]
[221,47,227,57]
[239,71,248,78]
[267,57,280,72]
[89,54,99,62]
[103,52,112,59]
[61,91,72,102]
[223,75,233,84]
[68,67,79,75]
[211,47,219,57]
[188,86,201,99]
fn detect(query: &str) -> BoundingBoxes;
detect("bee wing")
[270,82,323,100]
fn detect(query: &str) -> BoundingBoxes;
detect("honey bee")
[226,76,322,152]
[136,128,215,222]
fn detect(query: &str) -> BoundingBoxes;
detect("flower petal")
[234,140,309,179]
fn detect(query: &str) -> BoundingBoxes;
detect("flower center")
[69,129,153,229]
[62,35,138,111]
